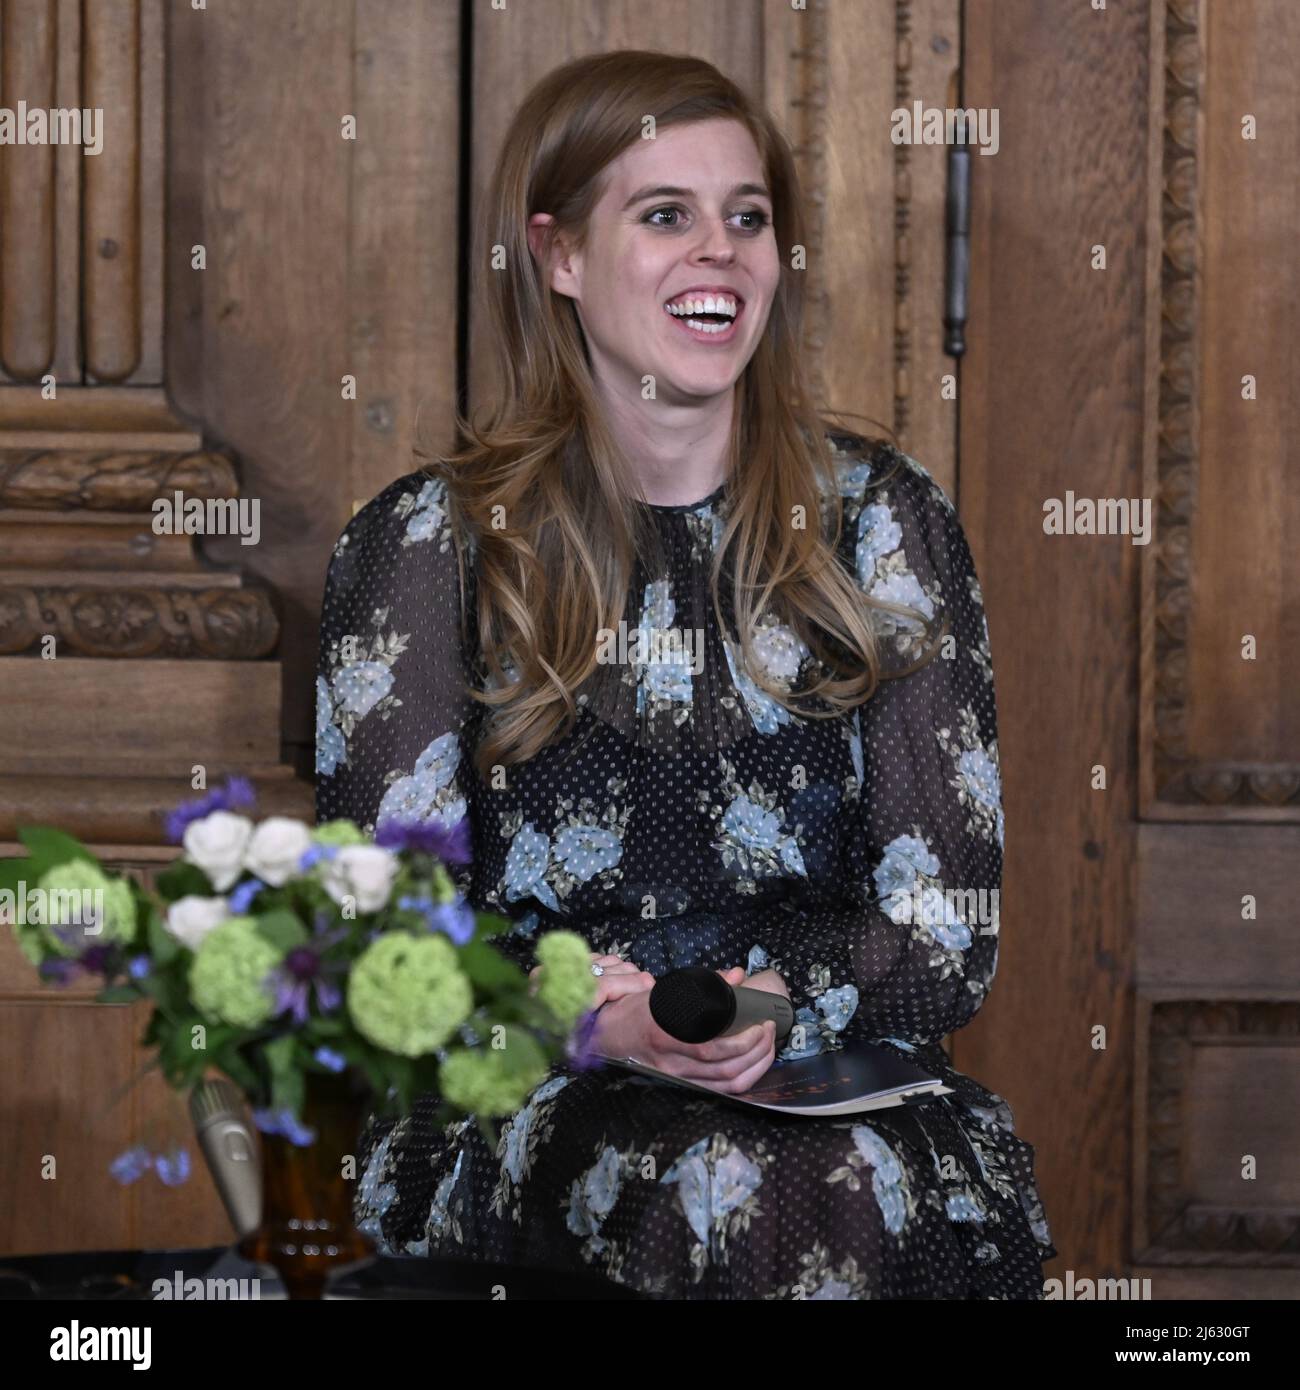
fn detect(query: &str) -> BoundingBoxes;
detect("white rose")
[165,895,231,951]
[322,845,398,914]
[182,811,255,891]
[244,817,313,887]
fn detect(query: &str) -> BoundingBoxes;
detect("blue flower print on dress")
[553,823,623,884]
[718,792,806,882]
[499,801,628,914]
[318,610,411,784]
[423,1142,465,1249]
[503,822,560,912]
[491,1075,571,1223]
[316,676,346,776]
[354,1127,398,1248]
[395,476,455,549]
[377,730,468,829]
[722,637,792,735]
[660,1132,768,1281]
[856,502,903,580]
[937,704,1004,850]
[826,1124,914,1238]
[334,659,395,719]
[632,579,695,725]
[683,501,726,560]
[566,1143,625,1258]
[873,830,975,957]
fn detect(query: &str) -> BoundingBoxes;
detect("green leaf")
[264,1034,304,1118]
[255,909,310,952]
[154,861,215,903]
[473,911,516,942]
[146,907,181,966]
[18,826,97,873]
[215,1048,260,1096]
[458,937,525,991]
[97,984,141,1005]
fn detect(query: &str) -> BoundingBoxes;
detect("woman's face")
[536,117,781,406]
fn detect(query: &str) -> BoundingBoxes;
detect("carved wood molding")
[0,585,278,658]
[788,0,831,416]
[0,451,238,511]
[893,0,914,444]
[1147,0,1299,814]
[1141,1000,1300,1265]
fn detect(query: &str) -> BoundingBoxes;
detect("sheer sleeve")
[751,452,1004,1056]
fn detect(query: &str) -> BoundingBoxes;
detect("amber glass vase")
[237,1069,377,1299]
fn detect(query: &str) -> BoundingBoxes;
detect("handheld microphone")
[649,966,794,1045]
[189,1078,262,1239]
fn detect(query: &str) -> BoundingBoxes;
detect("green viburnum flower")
[439,1033,550,1117]
[311,819,368,848]
[533,930,598,1028]
[35,861,138,957]
[348,932,472,1056]
[189,916,282,1029]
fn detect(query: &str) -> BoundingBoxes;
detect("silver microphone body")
[722,985,795,1043]
[189,1079,262,1238]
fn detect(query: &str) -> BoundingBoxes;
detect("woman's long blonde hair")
[416,50,942,779]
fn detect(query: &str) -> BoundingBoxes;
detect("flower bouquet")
[1,777,600,1294]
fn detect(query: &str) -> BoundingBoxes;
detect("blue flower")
[228,877,265,914]
[109,1146,153,1185]
[314,1046,346,1073]
[298,844,338,872]
[154,1146,191,1187]
[253,1107,317,1147]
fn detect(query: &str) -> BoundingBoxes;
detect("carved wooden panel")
[1140,0,1300,820]
[0,0,166,386]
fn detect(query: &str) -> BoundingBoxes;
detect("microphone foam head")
[649,967,734,1043]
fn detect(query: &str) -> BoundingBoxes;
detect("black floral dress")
[314,433,1057,1299]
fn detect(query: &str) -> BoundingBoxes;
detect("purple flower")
[154,1146,191,1187]
[565,1007,610,1073]
[163,776,256,845]
[253,1107,317,1147]
[110,1145,153,1184]
[374,815,471,865]
[314,1047,346,1073]
[228,878,265,914]
[38,940,124,987]
[267,919,349,1025]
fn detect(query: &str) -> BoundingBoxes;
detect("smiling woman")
[315,49,1056,1300]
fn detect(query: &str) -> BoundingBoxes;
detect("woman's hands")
[529,953,786,1096]
[599,964,780,1096]
[528,951,655,1011]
